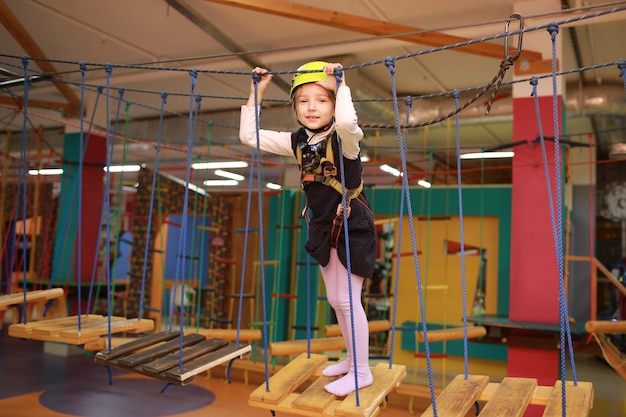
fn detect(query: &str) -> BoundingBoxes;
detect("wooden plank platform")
[412,375,593,417]
[7,315,154,345]
[248,353,406,417]
[94,330,251,386]
[0,288,65,311]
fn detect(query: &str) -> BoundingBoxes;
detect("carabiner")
[504,13,524,61]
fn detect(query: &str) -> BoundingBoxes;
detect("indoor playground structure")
[2,2,626,417]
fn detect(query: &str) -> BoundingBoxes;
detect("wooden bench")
[248,353,406,417]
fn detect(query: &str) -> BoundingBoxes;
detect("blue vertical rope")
[175,69,198,371]
[139,92,167,322]
[618,59,626,98]
[384,56,438,417]
[387,96,412,368]
[18,57,30,316]
[104,63,114,338]
[250,72,271,391]
[332,68,360,406]
[452,90,470,380]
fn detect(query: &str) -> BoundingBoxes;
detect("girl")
[239,61,377,396]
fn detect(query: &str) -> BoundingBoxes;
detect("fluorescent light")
[214,169,244,181]
[380,164,402,177]
[266,182,282,190]
[418,179,432,188]
[29,168,63,176]
[360,155,370,162]
[192,161,248,170]
[460,151,514,160]
[104,164,141,172]
[203,179,238,186]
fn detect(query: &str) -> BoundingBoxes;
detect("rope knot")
[252,71,261,84]
[404,96,413,108]
[530,76,538,97]
[334,67,343,87]
[547,21,559,37]
[105,63,113,74]
[384,56,395,73]
[618,59,626,76]
[79,61,87,73]
[161,91,168,103]
[21,56,29,67]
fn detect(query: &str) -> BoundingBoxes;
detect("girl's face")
[293,83,335,131]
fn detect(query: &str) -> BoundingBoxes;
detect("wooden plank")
[142,338,229,374]
[249,353,328,405]
[192,327,262,341]
[269,337,346,356]
[478,377,537,417]
[417,326,486,343]
[166,343,252,382]
[291,375,336,413]
[8,315,100,336]
[542,380,594,417]
[0,288,65,310]
[59,318,154,339]
[335,362,407,417]
[420,374,490,417]
[94,331,179,361]
[31,316,118,335]
[118,333,206,367]
[324,320,390,337]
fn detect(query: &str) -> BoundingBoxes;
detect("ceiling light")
[460,151,514,160]
[192,161,248,170]
[417,179,432,188]
[104,164,141,172]
[380,164,402,177]
[266,182,282,190]
[214,169,244,181]
[203,179,238,187]
[360,155,370,162]
[28,168,63,176]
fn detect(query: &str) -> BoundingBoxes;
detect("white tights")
[320,248,373,396]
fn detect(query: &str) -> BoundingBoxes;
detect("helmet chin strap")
[300,119,334,134]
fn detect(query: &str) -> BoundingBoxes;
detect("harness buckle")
[322,161,337,177]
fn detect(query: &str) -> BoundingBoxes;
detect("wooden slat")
[417,326,487,343]
[166,343,252,382]
[142,338,229,374]
[192,327,262,341]
[249,353,328,405]
[269,337,346,356]
[32,316,119,335]
[478,377,537,417]
[94,331,179,361]
[334,362,407,417]
[118,333,206,367]
[8,315,101,336]
[324,320,389,337]
[59,318,154,339]
[0,288,64,310]
[420,374,490,417]
[291,374,336,413]
[542,380,594,417]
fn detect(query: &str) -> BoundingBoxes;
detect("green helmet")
[289,61,328,98]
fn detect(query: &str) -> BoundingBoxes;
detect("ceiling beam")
[201,0,543,61]
[0,95,76,115]
[0,0,81,117]
[165,0,292,93]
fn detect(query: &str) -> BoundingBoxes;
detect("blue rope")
[104,63,114,338]
[17,57,30,316]
[387,96,412,368]
[619,59,626,98]
[332,68,361,406]
[175,69,199,371]
[251,72,271,391]
[452,90,470,380]
[139,92,167,322]
[384,56,438,416]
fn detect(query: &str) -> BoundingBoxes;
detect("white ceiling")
[1,0,625,190]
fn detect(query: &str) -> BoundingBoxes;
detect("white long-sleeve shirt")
[239,85,363,160]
